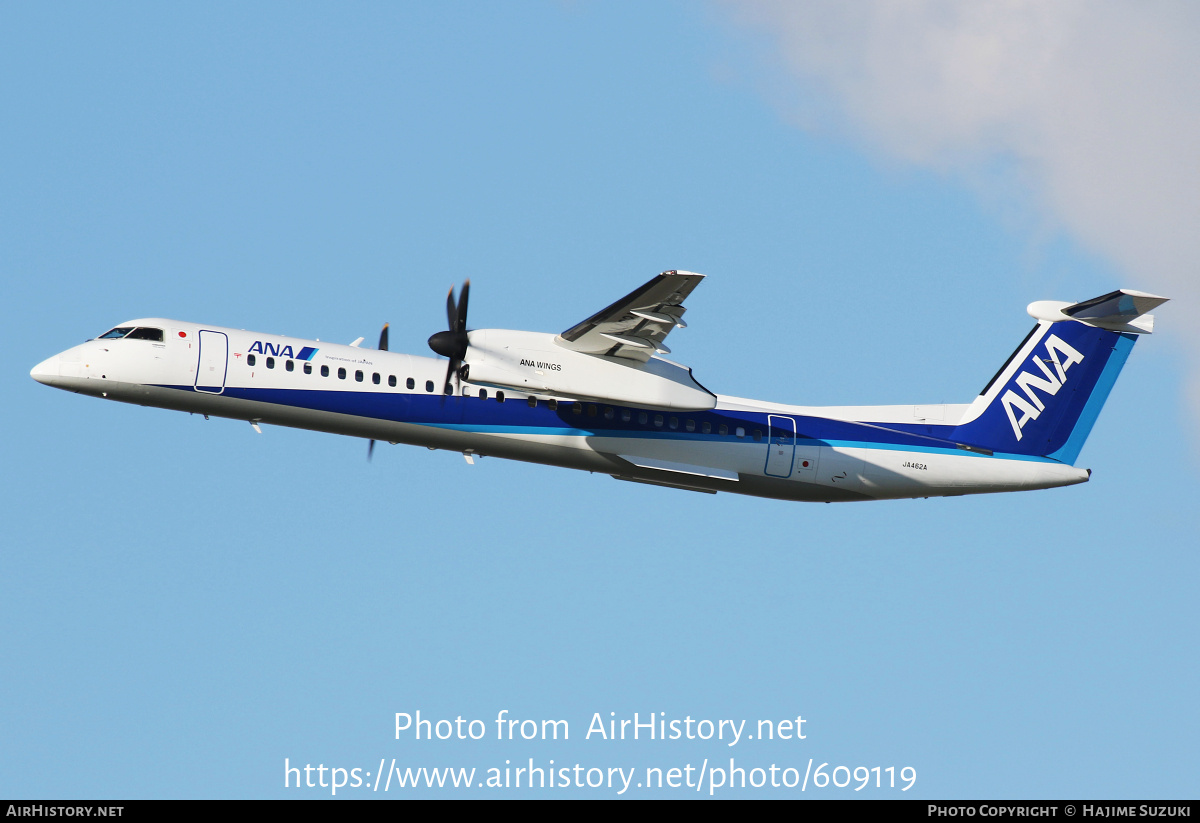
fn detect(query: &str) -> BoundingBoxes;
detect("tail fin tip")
[1028,289,1169,335]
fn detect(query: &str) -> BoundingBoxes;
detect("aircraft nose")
[30,354,62,386]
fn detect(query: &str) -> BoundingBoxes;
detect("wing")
[554,270,704,362]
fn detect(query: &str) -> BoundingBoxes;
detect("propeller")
[368,322,389,461]
[427,280,471,394]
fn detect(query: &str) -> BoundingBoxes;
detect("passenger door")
[764,415,797,477]
[195,330,228,394]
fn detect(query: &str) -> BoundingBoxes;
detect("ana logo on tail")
[1001,333,1085,441]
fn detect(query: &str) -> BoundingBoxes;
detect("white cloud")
[721,0,1200,434]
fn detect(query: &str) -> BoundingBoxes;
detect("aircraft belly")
[94,383,619,473]
[847,447,1088,498]
[586,436,869,501]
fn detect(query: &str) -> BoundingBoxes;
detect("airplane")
[30,271,1168,502]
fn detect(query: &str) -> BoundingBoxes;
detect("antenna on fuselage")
[367,322,390,462]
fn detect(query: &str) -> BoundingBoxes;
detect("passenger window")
[735,427,745,438]
[406,377,414,389]
[527,397,537,408]
[303,363,312,375]
[372,373,380,385]
[587,404,597,416]
[702,422,711,434]
[669,417,678,430]
[753,429,762,442]
[286,360,294,372]
[638,412,648,425]
[247,354,256,366]
[719,424,728,436]
[548,400,558,410]
[604,407,614,420]
[355,370,364,382]
[621,410,631,423]
[321,365,330,377]
[685,420,695,432]
[266,357,275,369]
[338,367,347,380]
[425,380,434,392]
[654,414,664,427]
[479,389,488,400]
[388,375,396,387]
[496,391,505,403]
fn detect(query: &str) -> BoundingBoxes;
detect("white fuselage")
[30,318,1090,502]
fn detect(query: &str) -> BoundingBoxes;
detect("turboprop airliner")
[30,272,1167,502]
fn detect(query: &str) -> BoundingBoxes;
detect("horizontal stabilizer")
[1028,289,1169,334]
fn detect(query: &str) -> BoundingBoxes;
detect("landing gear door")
[195,330,228,394]
[765,415,797,478]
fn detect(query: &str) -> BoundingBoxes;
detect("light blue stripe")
[1047,333,1136,464]
[818,439,1060,463]
[424,424,1061,463]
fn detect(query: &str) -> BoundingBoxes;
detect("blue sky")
[3,2,1196,799]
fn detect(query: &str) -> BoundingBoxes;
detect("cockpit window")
[98,327,134,339]
[125,327,164,341]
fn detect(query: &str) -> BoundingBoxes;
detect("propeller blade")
[446,287,458,332]
[455,280,470,332]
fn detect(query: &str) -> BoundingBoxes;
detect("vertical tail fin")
[952,290,1167,464]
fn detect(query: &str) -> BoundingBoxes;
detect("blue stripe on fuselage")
[154,381,1056,465]
[152,383,1047,462]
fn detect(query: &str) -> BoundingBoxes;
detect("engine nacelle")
[463,329,716,411]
